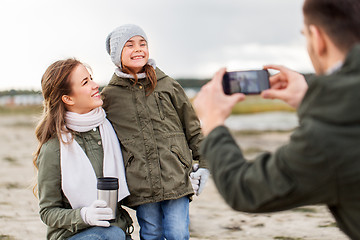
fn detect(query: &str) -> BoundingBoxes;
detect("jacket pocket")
[125,153,134,168]
[171,145,190,169]
[155,92,165,120]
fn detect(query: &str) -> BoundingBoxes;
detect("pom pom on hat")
[105,24,148,69]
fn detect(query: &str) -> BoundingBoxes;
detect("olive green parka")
[37,128,132,240]
[102,67,206,208]
[201,44,360,240]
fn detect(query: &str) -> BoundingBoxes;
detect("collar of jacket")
[115,59,157,79]
[298,43,360,123]
[108,67,168,87]
[340,44,360,74]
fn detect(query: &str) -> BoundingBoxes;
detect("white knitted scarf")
[60,107,129,209]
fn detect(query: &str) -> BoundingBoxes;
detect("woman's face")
[121,35,149,73]
[62,64,103,114]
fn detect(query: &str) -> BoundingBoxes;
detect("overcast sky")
[0,0,312,90]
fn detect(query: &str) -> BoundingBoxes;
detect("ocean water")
[225,111,299,131]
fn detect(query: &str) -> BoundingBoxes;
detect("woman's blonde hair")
[33,58,82,170]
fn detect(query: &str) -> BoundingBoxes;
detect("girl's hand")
[190,163,210,196]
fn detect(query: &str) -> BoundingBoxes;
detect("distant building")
[0,94,43,106]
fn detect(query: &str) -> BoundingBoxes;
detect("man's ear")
[309,25,326,56]
[61,95,74,106]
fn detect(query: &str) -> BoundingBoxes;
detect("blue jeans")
[68,226,128,240]
[136,196,190,240]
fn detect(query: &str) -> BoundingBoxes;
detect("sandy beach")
[0,114,348,240]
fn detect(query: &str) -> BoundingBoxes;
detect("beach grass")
[1,95,294,116]
[0,235,14,240]
[190,95,295,115]
[0,105,43,115]
[231,95,295,114]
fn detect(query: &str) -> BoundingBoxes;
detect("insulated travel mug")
[97,177,118,221]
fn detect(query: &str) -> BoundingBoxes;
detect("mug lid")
[97,177,119,190]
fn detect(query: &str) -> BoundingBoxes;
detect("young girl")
[34,58,133,240]
[102,24,210,239]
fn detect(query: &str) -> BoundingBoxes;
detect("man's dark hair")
[303,0,360,52]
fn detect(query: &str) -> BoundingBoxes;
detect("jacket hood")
[108,67,168,87]
[298,44,360,125]
[115,59,157,79]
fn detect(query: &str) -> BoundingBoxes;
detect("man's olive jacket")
[201,44,360,240]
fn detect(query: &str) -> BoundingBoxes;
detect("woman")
[33,58,133,240]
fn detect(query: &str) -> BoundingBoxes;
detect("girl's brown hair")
[33,58,82,170]
[122,63,157,95]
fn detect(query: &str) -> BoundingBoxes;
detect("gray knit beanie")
[105,24,148,69]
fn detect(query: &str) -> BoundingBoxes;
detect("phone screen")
[222,70,270,95]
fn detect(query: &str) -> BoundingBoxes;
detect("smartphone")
[222,69,270,95]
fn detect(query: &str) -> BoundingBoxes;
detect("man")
[193,0,360,239]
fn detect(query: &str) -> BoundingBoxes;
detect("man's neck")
[323,45,346,75]
[325,60,344,75]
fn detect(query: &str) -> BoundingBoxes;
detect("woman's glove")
[80,200,113,227]
[190,163,210,196]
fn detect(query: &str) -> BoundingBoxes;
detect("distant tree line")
[175,78,210,89]
[0,89,41,97]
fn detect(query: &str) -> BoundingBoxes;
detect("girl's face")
[121,35,149,73]
[62,64,103,114]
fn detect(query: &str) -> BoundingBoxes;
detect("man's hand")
[261,65,308,109]
[193,68,245,136]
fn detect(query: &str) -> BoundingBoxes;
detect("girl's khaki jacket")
[102,67,206,208]
[37,128,132,240]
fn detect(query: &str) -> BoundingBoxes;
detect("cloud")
[171,42,313,79]
[223,43,313,71]
[0,0,308,90]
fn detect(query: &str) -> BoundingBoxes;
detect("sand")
[0,114,348,240]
